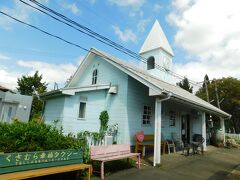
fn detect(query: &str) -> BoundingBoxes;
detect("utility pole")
[204,76,210,103]
[214,78,225,144]
[213,79,220,109]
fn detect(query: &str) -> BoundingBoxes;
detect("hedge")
[0,120,89,162]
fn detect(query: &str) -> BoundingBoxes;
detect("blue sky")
[1,0,240,90]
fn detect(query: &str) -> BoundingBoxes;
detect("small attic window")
[92,69,98,85]
[147,56,155,70]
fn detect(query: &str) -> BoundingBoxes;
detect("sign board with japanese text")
[0,149,83,174]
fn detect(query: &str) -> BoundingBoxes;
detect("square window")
[142,105,151,125]
[169,111,176,126]
[79,102,86,119]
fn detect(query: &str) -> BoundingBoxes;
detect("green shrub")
[99,110,109,133]
[0,120,89,162]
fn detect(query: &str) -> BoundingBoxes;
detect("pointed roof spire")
[139,20,174,56]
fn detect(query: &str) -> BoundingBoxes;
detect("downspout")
[153,93,172,166]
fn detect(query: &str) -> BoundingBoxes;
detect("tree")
[203,74,210,88]
[196,77,240,133]
[197,74,211,102]
[17,71,48,116]
[176,77,193,93]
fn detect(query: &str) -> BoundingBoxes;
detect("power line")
[0,11,160,79]
[0,9,201,89]
[19,0,201,87]
[22,0,143,60]
[0,11,88,52]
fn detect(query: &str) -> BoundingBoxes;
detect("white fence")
[86,135,115,147]
[225,133,240,140]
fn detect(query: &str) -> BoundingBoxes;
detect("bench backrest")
[90,144,130,159]
[135,134,154,142]
[0,149,83,174]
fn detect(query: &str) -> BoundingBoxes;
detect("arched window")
[147,56,155,70]
[92,69,98,85]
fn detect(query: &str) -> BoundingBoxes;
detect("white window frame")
[142,105,152,126]
[78,101,86,120]
[92,69,98,85]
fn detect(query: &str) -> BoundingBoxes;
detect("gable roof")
[67,48,230,118]
[139,20,174,56]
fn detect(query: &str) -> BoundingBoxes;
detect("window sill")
[142,124,151,127]
[77,118,86,121]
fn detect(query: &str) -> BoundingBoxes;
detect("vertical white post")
[153,98,161,166]
[201,112,207,151]
[220,118,225,144]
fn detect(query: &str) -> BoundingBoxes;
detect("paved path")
[92,146,240,180]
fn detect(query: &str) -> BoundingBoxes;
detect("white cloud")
[0,66,20,89]
[0,0,48,30]
[17,60,77,88]
[112,25,137,43]
[0,53,11,61]
[168,0,240,82]
[62,3,80,15]
[108,0,145,8]
[153,3,162,12]
[108,0,145,17]
[137,19,151,32]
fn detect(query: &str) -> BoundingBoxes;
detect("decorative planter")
[212,130,224,146]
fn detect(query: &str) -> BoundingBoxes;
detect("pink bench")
[90,144,141,180]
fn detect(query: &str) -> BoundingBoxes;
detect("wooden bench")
[90,144,140,180]
[0,149,91,180]
[134,134,166,156]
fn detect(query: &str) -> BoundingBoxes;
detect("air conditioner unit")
[108,86,118,94]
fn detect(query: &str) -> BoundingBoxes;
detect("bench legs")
[98,156,140,180]
[88,166,91,180]
[137,155,141,169]
[101,161,104,180]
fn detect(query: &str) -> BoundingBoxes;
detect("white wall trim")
[201,112,207,151]
[154,99,162,166]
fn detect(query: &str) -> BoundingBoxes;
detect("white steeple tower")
[140,20,174,82]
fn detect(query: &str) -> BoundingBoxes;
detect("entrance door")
[181,114,190,143]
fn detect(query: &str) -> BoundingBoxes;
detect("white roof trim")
[41,84,113,98]
[66,50,93,88]
[62,84,111,95]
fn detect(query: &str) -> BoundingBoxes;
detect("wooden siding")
[43,96,65,128]
[126,76,155,145]
[126,76,183,145]
[61,57,129,143]
[61,90,106,134]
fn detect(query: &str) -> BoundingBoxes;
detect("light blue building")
[41,20,230,165]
